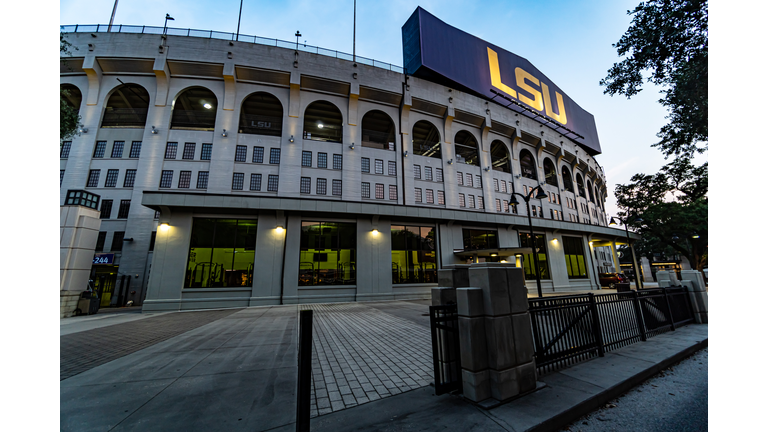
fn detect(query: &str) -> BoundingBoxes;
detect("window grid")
[123,169,136,188]
[60,141,72,158]
[415,188,423,203]
[232,173,245,190]
[478,196,484,209]
[389,185,398,200]
[316,178,327,195]
[300,177,311,194]
[111,141,124,158]
[235,145,247,162]
[362,182,371,198]
[60,170,65,185]
[318,153,327,168]
[466,174,473,187]
[164,142,178,159]
[95,232,107,251]
[459,193,466,207]
[504,200,510,213]
[426,189,434,204]
[494,178,500,191]
[302,151,312,167]
[178,171,191,188]
[500,181,507,193]
[475,175,481,188]
[457,172,463,185]
[159,170,173,188]
[93,141,106,158]
[104,169,119,187]
[111,231,125,251]
[86,170,100,187]
[375,183,384,199]
[182,142,196,159]
[196,171,209,189]
[425,167,433,181]
[435,168,443,182]
[437,190,445,205]
[468,195,475,208]
[117,200,131,218]
[361,157,370,173]
[100,200,112,219]
[270,148,281,164]
[252,146,264,163]
[496,199,502,212]
[388,161,397,176]
[250,174,262,191]
[414,165,421,179]
[375,159,384,174]
[129,141,142,158]
[333,154,343,170]
[201,143,212,160]
[332,179,342,196]
[267,175,279,191]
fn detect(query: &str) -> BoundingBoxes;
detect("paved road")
[560,348,708,432]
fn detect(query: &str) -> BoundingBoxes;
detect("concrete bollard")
[431,287,457,306]
[438,265,471,290]
[680,270,708,323]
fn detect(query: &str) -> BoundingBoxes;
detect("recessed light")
[203,103,212,109]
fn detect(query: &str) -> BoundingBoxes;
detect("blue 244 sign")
[93,253,114,264]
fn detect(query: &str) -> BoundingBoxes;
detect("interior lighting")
[275,226,284,234]
[159,223,170,231]
[203,103,212,109]
[318,123,324,129]
[371,229,379,235]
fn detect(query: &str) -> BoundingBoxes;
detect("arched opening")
[303,100,343,142]
[519,149,537,180]
[239,92,283,136]
[171,87,218,131]
[587,180,595,202]
[562,166,574,192]
[61,84,82,112]
[454,131,480,166]
[543,158,558,187]
[576,173,586,197]
[490,141,511,173]
[361,110,396,150]
[101,83,150,128]
[412,120,441,158]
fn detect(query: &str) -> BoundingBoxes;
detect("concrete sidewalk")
[311,324,708,432]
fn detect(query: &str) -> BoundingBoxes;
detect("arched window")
[454,130,480,166]
[561,166,574,193]
[490,140,511,173]
[171,87,217,131]
[543,158,558,187]
[412,120,441,158]
[519,149,537,180]
[587,180,595,202]
[361,110,396,150]
[303,100,343,142]
[576,173,586,197]
[101,84,150,128]
[239,92,282,136]
[61,84,82,112]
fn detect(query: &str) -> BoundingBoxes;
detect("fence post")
[296,309,313,432]
[662,288,676,331]
[588,293,605,357]
[631,291,647,341]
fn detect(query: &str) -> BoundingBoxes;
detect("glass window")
[437,190,445,205]
[462,229,498,250]
[129,141,142,158]
[435,168,443,182]
[300,177,311,194]
[165,142,178,159]
[466,174,473,187]
[182,142,196,160]
[60,170,65,185]
[332,154,342,170]
[361,157,370,173]
[496,199,501,212]
[149,231,156,251]
[302,151,312,167]
[544,158,558,187]
[232,173,244,190]
[104,169,119,187]
[93,141,106,158]
[490,140,511,173]
[468,195,475,208]
[267,175,279,191]
[375,184,384,199]
[361,182,370,198]
[197,171,209,189]
[414,165,421,179]
[475,175,481,188]
[494,178,499,191]
[454,131,480,166]
[159,170,173,188]
[95,232,107,252]
[299,222,356,286]
[317,178,327,195]
[412,120,441,158]
[459,193,466,207]
[389,185,397,200]
[576,174,586,197]
[388,161,397,176]
[318,153,328,169]
[117,200,131,218]
[123,169,136,188]
[235,145,247,162]
[415,188,422,202]
[185,219,257,288]
[457,172,463,186]
[86,170,100,187]
[375,159,384,174]
[518,233,550,280]
[252,146,264,163]
[425,167,433,181]
[478,196,484,209]
[391,225,437,284]
[178,171,191,188]
[270,148,281,164]
[519,149,537,180]
[201,143,212,160]
[61,141,72,158]
[111,231,125,251]
[500,180,507,193]
[426,189,434,204]
[250,173,262,191]
[111,141,124,158]
[333,179,342,196]
[100,200,112,219]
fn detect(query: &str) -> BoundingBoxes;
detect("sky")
[59,0,708,218]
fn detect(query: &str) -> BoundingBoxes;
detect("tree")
[601,0,708,159]
[615,158,707,271]
[61,33,80,141]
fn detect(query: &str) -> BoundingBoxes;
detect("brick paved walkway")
[60,308,241,381]
[307,303,433,418]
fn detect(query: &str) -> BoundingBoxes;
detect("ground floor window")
[391,225,437,284]
[563,236,589,279]
[299,222,356,286]
[518,233,550,280]
[185,218,257,288]
[462,229,498,251]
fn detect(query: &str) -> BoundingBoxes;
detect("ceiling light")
[203,103,212,109]
[318,123,324,129]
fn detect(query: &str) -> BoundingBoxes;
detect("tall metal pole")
[236,0,243,41]
[353,0,357,64]
[108,0,119,32]
[624,221,642,290]
[512,189,544,298]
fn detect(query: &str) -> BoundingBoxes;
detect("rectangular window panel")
[496,199,502,212]
[159,170,173,188]
[149,231,156,251]
[250,173,262,191]
[95,232,107,252]
[117,200,131,218]
[435,168,443,182]
[235,145,247,162]
[361,157,370,173]
[270,148,281,164]
[300,177,311,194]
[468,195,475,208]
[375,159,384,174]
[185,219,258,288]
[129,141,142,158]
[503,200,510,213]
[494,178,499,191]
[232,172,244,190]
[508,181,513,194]
[519,233,550,280]
[463,229,499,251]
[86,170,100,187]
[425,167,433,181]
[182,142,196,159]
[415,188,422,203]
[60,141,72,158]
[111,141,124,158]
[500,180,507,193]
[466,174,473,187]
[164,142,177,159]
[388,161,396,176]
[475,175,481,188]
[252,146,264,163]
[414,165,421,179]
[111,231,125,252]
[196,171,209,189]
[100,200,113,219]
[389,185,398,200]
[316,178,327,195]
[332,179,342,196]
[375,183,384,199]
[333,154,343,170]
[562,237,588,278]
[267,175,279,191]
[93,141,106,158]
[362,182,370,198]
[302,151,312,167]
[459,193,466,207]
[178,171,191,188]
[318,153,327,168]
[437,190,445,205]
[201,143,213,160]
[477,196,484,209]
[298,221,356,286]
[457,172,463,185]
[60,170,65,185]
[104,169,119,187]
[426,189,434,204]
[391,225,437,284]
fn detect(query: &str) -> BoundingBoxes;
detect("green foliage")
[601,0,708,158]
[60,33,81,141]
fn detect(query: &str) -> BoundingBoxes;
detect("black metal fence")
[428,304,462,395]
[529,288,694,375]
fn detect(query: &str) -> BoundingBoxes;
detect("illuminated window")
[391,225,437,284]
[563,236,589,279]
[518,233,550,280]
[303,101,343,142]
[299,221,356,286]
[185,219,258,288]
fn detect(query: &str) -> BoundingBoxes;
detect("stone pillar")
[60,204,101,318]
[656,270,671,287]
[680,270,708,324]
[437,265,471,290]
[457,263,537,405]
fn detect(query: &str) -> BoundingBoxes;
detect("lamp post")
[609,215,643,290]
[163,14,174,36]
[509,185,548,298]
[236,0,243,41]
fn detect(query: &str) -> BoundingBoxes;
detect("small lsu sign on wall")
[402,7,602,155]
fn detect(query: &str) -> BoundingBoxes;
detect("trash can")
[615,282,632,292]
[76,291,100,315]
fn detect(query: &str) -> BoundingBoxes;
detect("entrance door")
[90,266,118,307]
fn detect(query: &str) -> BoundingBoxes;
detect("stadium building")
[60,8,638,312]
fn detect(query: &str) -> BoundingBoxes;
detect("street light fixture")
[509,185,548,297]
[163,14,175,36]
[609,215,643,290]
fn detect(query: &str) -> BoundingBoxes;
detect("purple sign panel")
[93,253,114,265]
[402,7,601,155]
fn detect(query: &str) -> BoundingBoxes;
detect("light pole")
[509,185,548,298]
[163,14,174,36]
[236,0,243,41]
[295,31,302,51]
[609,215,643,290]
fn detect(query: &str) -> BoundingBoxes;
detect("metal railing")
[429,304,462,395]
[61,24,404,74]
